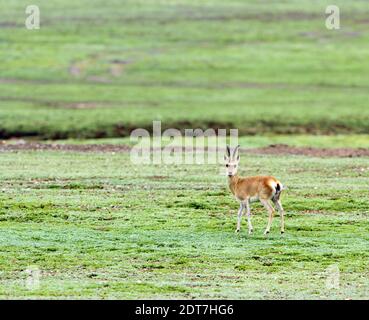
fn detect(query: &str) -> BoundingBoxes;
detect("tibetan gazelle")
[224,145,286,235]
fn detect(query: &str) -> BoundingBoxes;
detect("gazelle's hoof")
[263,230,270,235]
[248,229,253,235]
[235,229,240,234]
[281,230,285,234]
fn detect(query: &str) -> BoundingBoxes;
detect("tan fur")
[228,175,279,201]
[225,145,286,235]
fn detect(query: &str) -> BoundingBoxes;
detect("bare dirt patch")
[68,55,133,81]
[0,142,368,157]
[246,144,369,158]
[109,59,132,77]
[69,63,83,77]
[0,141,130,153]
[0,22,19,28]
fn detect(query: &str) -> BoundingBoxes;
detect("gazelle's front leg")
[244,199,253,234]
[235,202,244,233]
[260,199,275,235]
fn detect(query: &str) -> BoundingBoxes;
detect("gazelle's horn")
[226,145,231,157]
[232,145,240,159]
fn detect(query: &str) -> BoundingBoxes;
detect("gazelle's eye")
[226,164,229,167]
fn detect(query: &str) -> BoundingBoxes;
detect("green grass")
[1,0,369,138]
[0,0,368,300]
[0,150,368,299]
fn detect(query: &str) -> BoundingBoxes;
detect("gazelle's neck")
[228,174,239,194]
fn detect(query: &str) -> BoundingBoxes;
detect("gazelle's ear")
[226,145,231,157]
[232,145,240,160]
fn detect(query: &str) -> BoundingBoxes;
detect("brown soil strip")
[0,142,368,158]
[69,63,82,77]
[246,144,369,158]
[0,22,19,28]
[0,142,130,153]
[42,11,322,25]
[109,59,132,77]
[3,77,369,92]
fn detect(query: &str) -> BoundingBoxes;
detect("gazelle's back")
[235,175,280,201]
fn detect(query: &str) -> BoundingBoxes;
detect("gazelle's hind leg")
[260,199,275,235]
[272,198,285,234]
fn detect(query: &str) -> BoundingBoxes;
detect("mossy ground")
[0,150,367,299]
[0,0,368,299]
[1,0,369,138]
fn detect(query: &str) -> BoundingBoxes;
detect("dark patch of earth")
[247,144,369,158]
[0,142,368,158]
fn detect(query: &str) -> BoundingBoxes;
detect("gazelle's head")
[224,145,240,177]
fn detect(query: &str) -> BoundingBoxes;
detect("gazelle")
[224,145,286,235]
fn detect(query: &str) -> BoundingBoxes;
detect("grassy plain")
[0,0,368,300]
[0,150,368,299]
[1,0,369,138]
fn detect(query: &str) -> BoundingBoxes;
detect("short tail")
[276,183,281,192]
[273,182,286,201]
[277,182,287,191]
